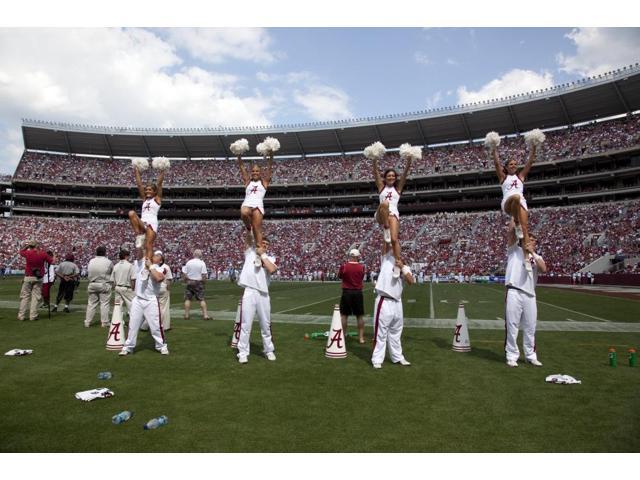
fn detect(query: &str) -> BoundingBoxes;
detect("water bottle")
[608,347,617,367]
[112,411,133,425]
[629,348,637,367]
[98,371,112,380]
[144,415,168,430]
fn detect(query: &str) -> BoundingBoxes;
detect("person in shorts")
[338,249,366,343]
[182,249,210,320]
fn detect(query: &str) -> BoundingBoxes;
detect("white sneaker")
[372,363,382,369]
[159,346,169,355]
[506,360,518,367]
[515,225,524,239]
[265,352,276,361]
[135,234,145,248]
[238,355,248,364]
[383,228,391,244]
[254,256,262,267]
[526,359,543,367]
[119,348,131,356]
[396,359,411,366]
[392,266,401,278]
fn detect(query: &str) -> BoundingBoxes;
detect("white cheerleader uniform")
[378,185,401,219]
[501,174,528,214]
[242,180,267,216]
[141,197,160,233]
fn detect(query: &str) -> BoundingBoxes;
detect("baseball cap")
[349,248,361,257]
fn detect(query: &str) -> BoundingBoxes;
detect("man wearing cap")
[182,249,210,321]
[85,245,113,328]
[338,248,366,344]
[53,253,80,313]
[18,240,54,321]
[111,249,136,315]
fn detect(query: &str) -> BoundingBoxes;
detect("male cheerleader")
[371,240,415,369]
[119,246,168,356]
[504,219,547,367]
[236,231,277,364]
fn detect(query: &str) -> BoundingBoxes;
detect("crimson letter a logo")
[327,329,343,349]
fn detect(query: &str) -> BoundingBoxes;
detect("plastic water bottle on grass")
[112,411,133,424]
[98,371,112,380]
[144,415,168,430]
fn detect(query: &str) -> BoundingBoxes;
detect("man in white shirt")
[142,251,173,331]
[182,249,210,320]
[371,241,415,369]
[236,232,278,364]
[85,246,113,328]
[504,220,547,367]
[110,249,135,316]
[119,247,168,356]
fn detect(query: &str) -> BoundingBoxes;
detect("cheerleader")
[487,130,544,271]
[128,157,168,264]
[232,138,278,256]
[367,142,420,275]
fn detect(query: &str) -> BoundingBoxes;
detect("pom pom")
[399,143,423,161]
[484,131,501,148]
[363,141,386,161]
[131,157,149,171]
[256,136,281,156]
[152,156,171,171]
[229,138,250,156]
[524,128,546,147]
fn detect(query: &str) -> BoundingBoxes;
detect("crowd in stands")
[2,200,638,279]
[11,115,640,187]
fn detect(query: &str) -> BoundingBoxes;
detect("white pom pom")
[132,157,149,171]
[263,136,281,153]
[484,131,501,148]
[152,156,171,171]
[230,138,250,156]
[256,136,280,156]
[399,143,422,161]
[363,141,387,160]
[524,128,546,147]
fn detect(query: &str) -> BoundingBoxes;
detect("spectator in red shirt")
[338,249,366,344]
[18,240,54,321]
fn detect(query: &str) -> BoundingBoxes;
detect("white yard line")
[536,299,611,322]
[496,316,504,321]
[429,282,435,319]
[274,285,373,315]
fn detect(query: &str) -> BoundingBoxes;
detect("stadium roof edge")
[20,63,640,158]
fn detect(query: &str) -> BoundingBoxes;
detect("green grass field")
[0,278,638,452]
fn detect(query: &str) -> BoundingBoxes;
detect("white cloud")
[414,52,432,65]
[0,28,276,173]
[163,28,279,64]
[557,27,640,77]
[256,71,313,84]
[425,91,442,109]
[446,58,459,66]
[457,69,554,104]
[293,85,352,121]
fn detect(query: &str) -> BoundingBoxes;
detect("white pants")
[371,295,406,365]
[142,290,170,330]
[237,287,274,358]
[123,296,167,352]
[505,288,538,362]
[114,286,134,313]
[85,282,112,327]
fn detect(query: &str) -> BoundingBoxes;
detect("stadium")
[1,59,639,453]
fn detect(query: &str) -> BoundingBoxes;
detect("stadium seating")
[2,200,638,278]
[12,115,640,186]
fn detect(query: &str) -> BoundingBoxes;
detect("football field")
[1,278,639,452]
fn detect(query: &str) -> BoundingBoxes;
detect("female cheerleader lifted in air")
[366,142,421,275]
[486,129,545,271]
[232,137,279,266]
[128,156,169,264]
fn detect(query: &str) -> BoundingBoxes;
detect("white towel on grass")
[545,374,581,385]
[75,388,115,401]
[5,349,33,356]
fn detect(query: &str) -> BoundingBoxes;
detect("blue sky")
[0,27,639,173]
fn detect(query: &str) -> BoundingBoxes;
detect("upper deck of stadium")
[20,63,640,159]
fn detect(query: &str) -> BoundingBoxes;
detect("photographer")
[18,240,53,321]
